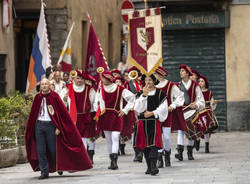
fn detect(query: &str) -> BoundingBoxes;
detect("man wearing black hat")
[134,74,168,175]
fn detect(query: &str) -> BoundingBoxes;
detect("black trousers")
[35,120,56,175]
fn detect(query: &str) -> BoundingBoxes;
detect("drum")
[184,109,209,140]
[204,108,219,133]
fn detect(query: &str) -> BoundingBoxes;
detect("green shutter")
[162,28,227,130]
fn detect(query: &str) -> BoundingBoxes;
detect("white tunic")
[94,83,135,115]
[37,98,52,121]
[60,83,96,112]
[181,79,205,111]
[156,79,184,109]
[52,80,65,94]
[134,89,168,122]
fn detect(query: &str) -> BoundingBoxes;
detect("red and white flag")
[85,16,109,82]
[57,22,75,73]
[3,0,10,30]
[128,8,163,76]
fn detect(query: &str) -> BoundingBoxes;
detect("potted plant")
[0,92,33,167]
[0,96,19,168]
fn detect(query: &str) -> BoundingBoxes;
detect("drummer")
[173,65,205,161]
[199,75,217,153]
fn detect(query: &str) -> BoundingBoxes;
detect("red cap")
[76,70,82,78]
[155,66,168,77]
[102,71,115,82]
[128,66,141,76]
[192,69,200,79]
[111,69,121,76]
[179,65,193,76]
[199,75,209,88]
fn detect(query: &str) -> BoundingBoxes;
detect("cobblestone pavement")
[1,132,250,184]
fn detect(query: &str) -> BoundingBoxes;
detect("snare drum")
[205,108,219,133]
[184,109,209,140]
[184,109,196,122]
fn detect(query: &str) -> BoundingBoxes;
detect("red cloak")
[25,90,92,173]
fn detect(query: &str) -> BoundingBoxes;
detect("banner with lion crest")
[128,8,162,76]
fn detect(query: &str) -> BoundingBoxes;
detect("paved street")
[1,132,250,184]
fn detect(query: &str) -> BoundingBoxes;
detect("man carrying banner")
[94,71,135,170]
[127,6,165,169]
[25,78,92,179]
[60,70,96,164]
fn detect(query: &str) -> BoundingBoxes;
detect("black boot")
[144,150,151,174]
[111,153,119,170]
[108,154,114,169]
[87,150,95,164]
[157,152,164,168]
[57,171,63,176]
[120,144,126,155]
[150,158,159,175]
[187,146,194,160]
[38,173,49,180]
[137,150,143,163]
[133,148,139,162]
[194,139,200,151]
[175,145,184,161]
[205,142,209,153]
[164,150,171,167]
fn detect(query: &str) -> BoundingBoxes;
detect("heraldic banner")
[128,8,162,76]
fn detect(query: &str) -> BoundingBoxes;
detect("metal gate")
[162,29,227,130]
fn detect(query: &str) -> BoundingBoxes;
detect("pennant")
[26,2,51,94]
[57,22,75,73]
[85,15,109,82]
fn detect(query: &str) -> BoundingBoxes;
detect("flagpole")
[57,22,75,64]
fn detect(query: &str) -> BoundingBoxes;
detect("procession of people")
[25,63,219,179]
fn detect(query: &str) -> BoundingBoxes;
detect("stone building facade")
[11,0,123,92]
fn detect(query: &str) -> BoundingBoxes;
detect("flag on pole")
[26,2,51,94]
[57,22,75,73]
[128,8,162,76]
[2,0,10,30]
[85,15,109,82]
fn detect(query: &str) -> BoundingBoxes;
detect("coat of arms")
[47,105,54,116]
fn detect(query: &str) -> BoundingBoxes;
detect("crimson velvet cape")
[25,90,92,172]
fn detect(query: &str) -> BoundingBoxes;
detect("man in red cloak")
[25,78,92,179]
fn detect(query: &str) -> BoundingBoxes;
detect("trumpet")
[128,70,138,80]
[70,70,77,78]
[97,67,104,73]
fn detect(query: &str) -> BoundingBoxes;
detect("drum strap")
[180,81,191,105]
[128,81,137,94]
